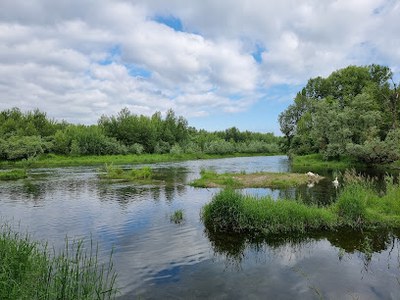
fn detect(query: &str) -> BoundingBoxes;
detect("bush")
[128,143,144,155]
[204,139,235,154]
[2,136,44,160]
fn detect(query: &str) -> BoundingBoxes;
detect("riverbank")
[191,169,322,189]
[0,223,117,299]
[291,154,359,171]
[202,174,400,236]
[0,152,280,169]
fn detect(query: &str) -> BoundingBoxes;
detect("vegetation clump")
[170,209,184,224]
[202,171,400,236]
[0,169,27,181]
[0,223,117,300]
[191,169,318,188]
[100,164,153,181]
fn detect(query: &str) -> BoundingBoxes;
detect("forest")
[0,107,281,161]
[279,64,400,164]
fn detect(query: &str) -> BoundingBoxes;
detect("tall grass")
[202,189,336,235]
[0,223,117,300]
[203,172,400,235]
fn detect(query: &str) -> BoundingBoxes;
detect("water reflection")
[205,227,400,268]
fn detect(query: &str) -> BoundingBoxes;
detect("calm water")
[1,156,399,299]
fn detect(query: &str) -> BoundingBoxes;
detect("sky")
[0,0,399,135]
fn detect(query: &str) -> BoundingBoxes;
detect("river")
[0,155,399,299]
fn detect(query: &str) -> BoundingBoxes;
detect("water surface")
[1,156,399,299]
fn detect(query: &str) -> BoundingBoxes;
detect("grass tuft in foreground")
[0,223,117,300]
[202,171,400,235]
[0,169,28,181]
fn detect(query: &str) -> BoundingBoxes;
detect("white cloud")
[0,0,399,127]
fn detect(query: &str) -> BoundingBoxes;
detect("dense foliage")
[0,107,281,161]
[279,64,400,163]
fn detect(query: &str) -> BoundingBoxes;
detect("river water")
[0,155,399,299]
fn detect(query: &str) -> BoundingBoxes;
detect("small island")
[190,169,323,189]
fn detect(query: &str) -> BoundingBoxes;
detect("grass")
[191,169,318,189]
[0,223,117,300]
[170,209,184,224]
[0,169,28,181]
[0,153,273,168]
[202,172,400,236]
[291,153,359,172]
[99,164,153,182]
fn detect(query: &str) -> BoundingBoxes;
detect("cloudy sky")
[0,0,399,134]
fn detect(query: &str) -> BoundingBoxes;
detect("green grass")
[170,209,184,224]
[191,169,314,188]
[100,164,153,181]
[0,153,274,168]
[202,189,336,235]
[202,174,400,236]
[0,169,28,181]
[0,223,117,300]
[291,153,359,172]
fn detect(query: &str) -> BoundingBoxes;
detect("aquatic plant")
[100,164,153,181]
[170,209,184,224]
[0,169,27,181]
[0,223,117,300]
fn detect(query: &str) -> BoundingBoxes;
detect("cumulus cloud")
[0,0,398,126]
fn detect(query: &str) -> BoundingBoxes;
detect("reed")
[0,223,117,300]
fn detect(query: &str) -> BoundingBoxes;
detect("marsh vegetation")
[100,164,153,182]
[0,223,117,300]
[202,171,400,236]
[0,169,27,181]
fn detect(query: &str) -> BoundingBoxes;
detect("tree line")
[279,64,400,164]
[0,107,281,161]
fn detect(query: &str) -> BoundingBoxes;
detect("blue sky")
[0,0,399,135]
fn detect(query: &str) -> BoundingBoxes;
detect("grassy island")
[191,169,322,189]
[99,164,154,182]
[0,169,28,181]
[202,173,400,236]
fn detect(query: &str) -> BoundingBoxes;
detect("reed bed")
[0,223,117,300]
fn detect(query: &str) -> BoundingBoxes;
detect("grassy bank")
[291,154,358,171]
[0,224,117,300]
[191,169,320,189]
[0,169,27,181]
[202,174,400,235]
[0,152,276,168]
